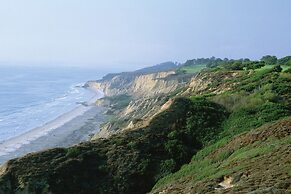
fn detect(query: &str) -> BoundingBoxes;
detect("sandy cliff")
[86,71,189,98]
[88,71,196,138]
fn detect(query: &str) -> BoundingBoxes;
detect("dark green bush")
[221,102,290,137]
[104,94,132,110]
[66,147,82,158]
[158,159,176,178]
[186,98,229,144]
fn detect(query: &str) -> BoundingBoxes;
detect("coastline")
[0,84,105,164]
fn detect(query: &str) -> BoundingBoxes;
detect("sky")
[0,0,290,70]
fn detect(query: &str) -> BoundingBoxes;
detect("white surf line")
[0,88,104,157]
[0,106,89,157]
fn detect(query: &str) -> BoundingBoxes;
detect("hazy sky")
[0,0,290,69]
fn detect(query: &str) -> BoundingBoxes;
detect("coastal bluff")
[0,58,290,194]
[85,68,199,139]
[86,70,186,98]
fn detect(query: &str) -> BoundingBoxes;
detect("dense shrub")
[272,65,283,72]
[186,98,229,144]
[104,94,132,110]
[221,102,290,137]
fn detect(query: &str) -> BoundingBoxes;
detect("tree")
[223,61,243,70]
[245,61,264,70]
[232,61,244,70]
[261,55,277,65]
[278,56,291,66]
[254,61,265,69]
[272,65,282,72]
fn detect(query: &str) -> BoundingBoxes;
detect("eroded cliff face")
[88,71,195,138]
[89,69,242,106]
[90,70,242,139]
[87,71,186,98]
[183,70,242,95]
[92,95,171,140]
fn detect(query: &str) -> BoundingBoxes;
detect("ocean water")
[0,65,103,143]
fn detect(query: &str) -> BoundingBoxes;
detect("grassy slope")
[152,117,291,193]
[152,67,291,193]
[178,64,206,73]
[256,64,289,71]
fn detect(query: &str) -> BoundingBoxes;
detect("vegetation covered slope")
[0,56,290,194]
[151,57,291,193]
[0,98,228,194]
[151,117,291,194]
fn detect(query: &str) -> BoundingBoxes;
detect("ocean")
[0,65,103,143]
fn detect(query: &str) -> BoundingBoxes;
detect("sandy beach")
[0,85,105,164]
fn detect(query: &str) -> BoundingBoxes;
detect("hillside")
[152,117,291,193]
[0,56,290,194]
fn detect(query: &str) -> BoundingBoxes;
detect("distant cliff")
[87,69,249,138]
[87,70,195,138]
[86,70,192,98]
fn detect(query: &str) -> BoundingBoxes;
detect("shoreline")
[0,85,105,164]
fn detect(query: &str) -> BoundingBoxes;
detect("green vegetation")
[278,56,291,66]
[221,102,289,137]
[256,64,289,72]
[260,55,277,65]
[177,64,206,74]
[153,118,290,192]
[177,55,291,74]
[176,57,222,74]
[66,146,82,157]
[152,56,291,192]
[103,94,132,110]
[0,55,290,194]
[0,98,228,194]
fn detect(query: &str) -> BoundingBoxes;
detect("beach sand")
[0,86,105,164]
